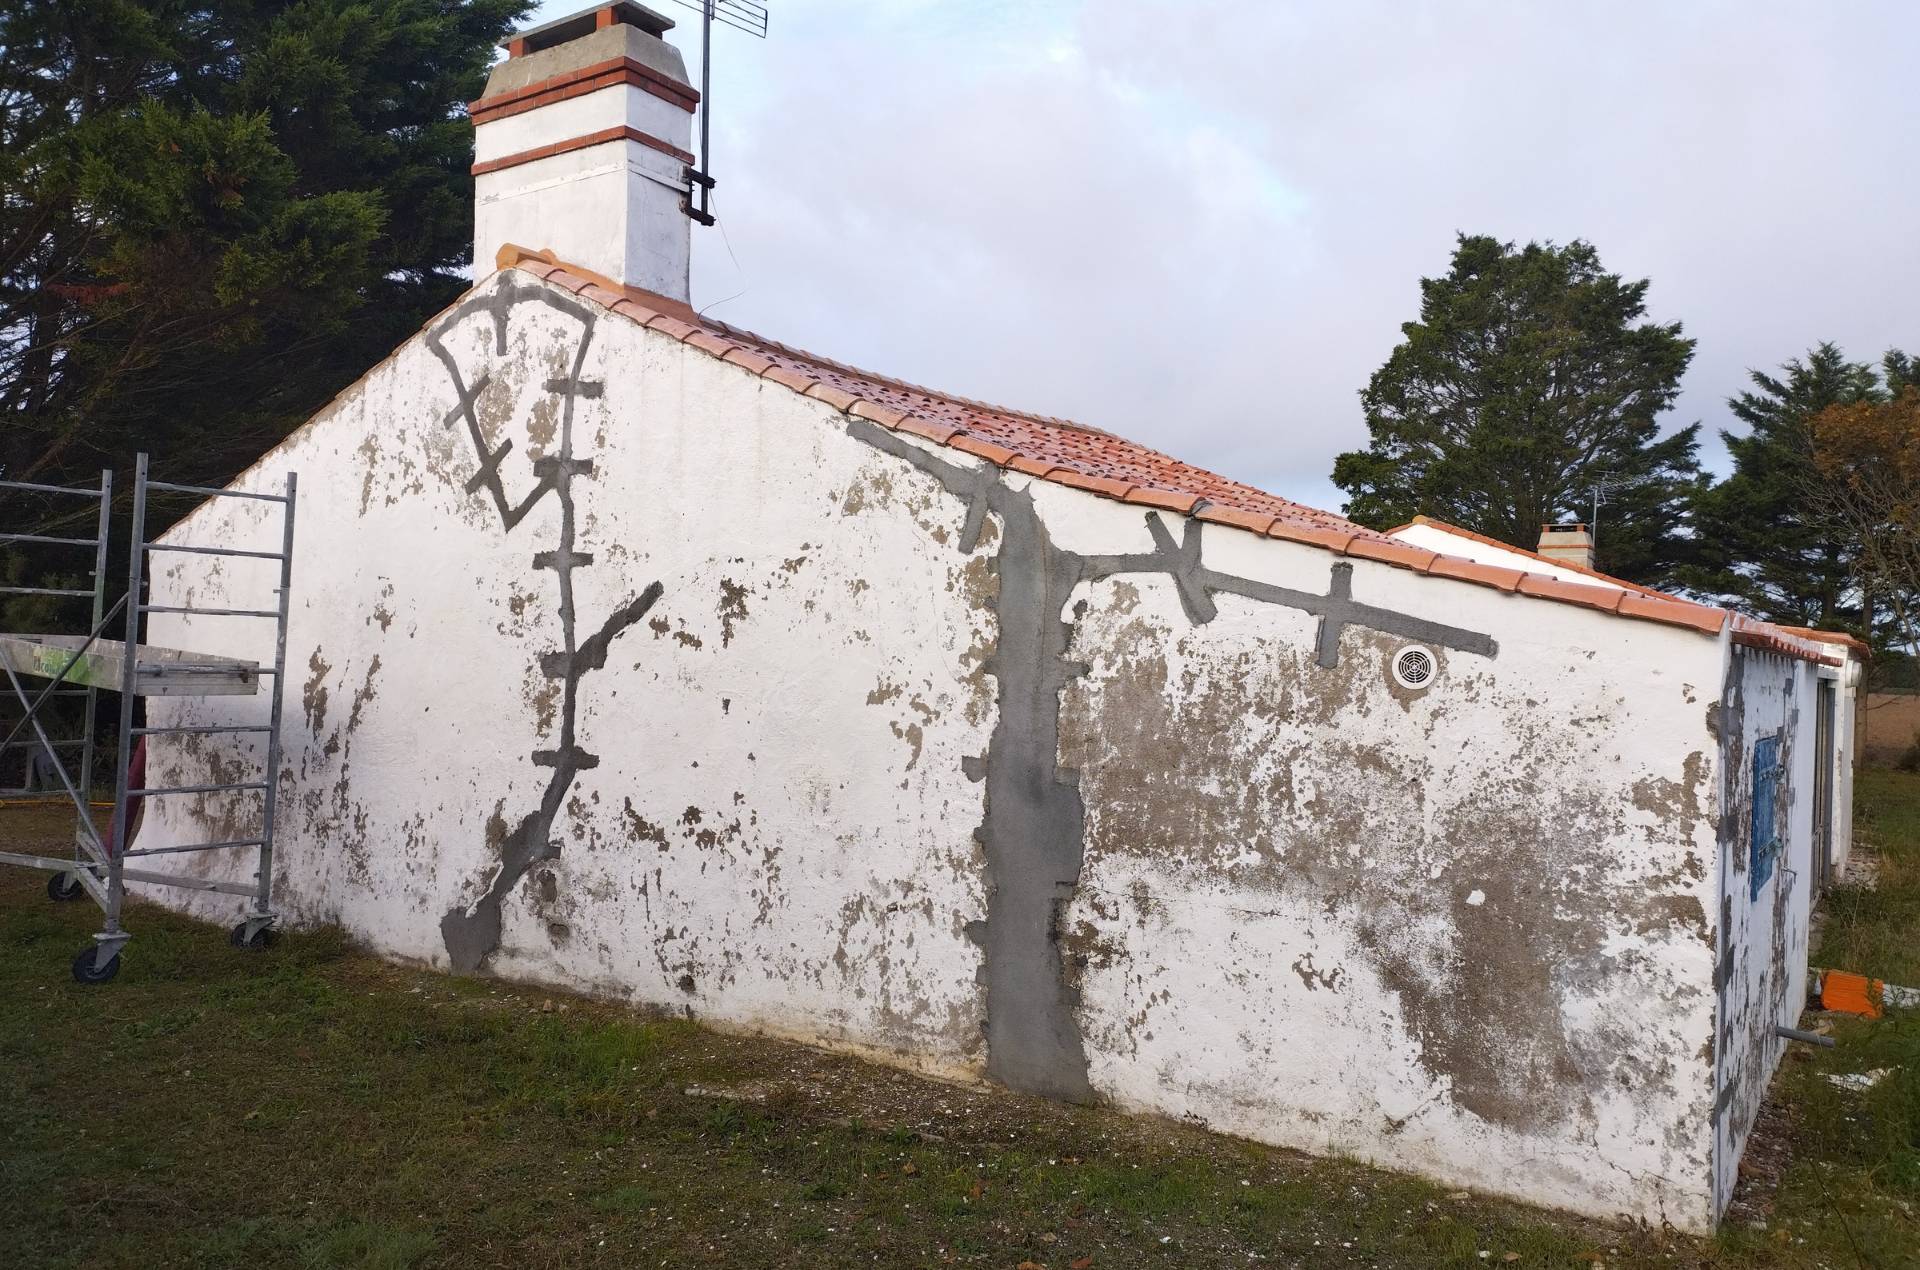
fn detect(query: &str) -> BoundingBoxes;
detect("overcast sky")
[531,0,1917,515]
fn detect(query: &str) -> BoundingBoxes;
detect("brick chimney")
[471,2,698,301]
[1537,523,1595,571]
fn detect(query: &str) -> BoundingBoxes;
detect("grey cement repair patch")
[848,418,1498,1101]
[429,275,664,973]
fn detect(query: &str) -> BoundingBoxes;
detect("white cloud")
[537,0,1920,511]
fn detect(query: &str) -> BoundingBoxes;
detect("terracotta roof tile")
[1006,455,1061,477]
[1776,624,1871,658]
[802,382,861,412]
[1124,486,1203,515]
[1424,555,1523,590]
[579,283,629,311]
[1344,537,1421,568]
[1196,505,1279,536]
[1388,515,1671,598]
[948,434,1019,467]
[759,364,818,394]
[644,314,700,340]
[1269,523,1360,555]
[720,347,778,376]
[1618,593,1726,636]
[894,417,962,446]
[1517,573,1629,611]
[505,256,1833,659]
[848,399,914,430]
[1397,515,1839,663]
[682,330,737,358]
[1049,470,1136,499]
[610,297,660,324]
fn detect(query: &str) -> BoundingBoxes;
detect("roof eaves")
[509,256,1850,662]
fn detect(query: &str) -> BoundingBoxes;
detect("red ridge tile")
[803,382,861,412]
[721,348,778,375]
[1195,505,1279,536]
[645,314,699,340]
[849,400,913,429]
[948,434,1019,466]
[1125,487,1202,515]
[525,250,1829,662]
[759,364,818,394]
[894,417,961,445]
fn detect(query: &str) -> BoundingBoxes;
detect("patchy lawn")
[1,781,1916,1269]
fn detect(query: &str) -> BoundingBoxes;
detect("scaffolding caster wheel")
[47,872,85,902]
[230,921,278,951]
[71,947,120,984]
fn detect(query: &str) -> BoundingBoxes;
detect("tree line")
[2,7,1912,661]
[1,0,526,632]
[1334,234,1917,656]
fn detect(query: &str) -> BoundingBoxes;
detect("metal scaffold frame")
[0,454,298,982]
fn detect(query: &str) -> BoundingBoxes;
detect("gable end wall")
[134,269,1730,1229]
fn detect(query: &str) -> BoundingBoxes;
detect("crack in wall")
[848,418,1497,1099]
[429,274,663,973]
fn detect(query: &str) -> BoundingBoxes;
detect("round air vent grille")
[1391,645,1437,691]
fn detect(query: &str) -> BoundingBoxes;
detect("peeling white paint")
[131,267,1842,1233]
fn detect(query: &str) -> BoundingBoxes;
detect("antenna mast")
[667,0,769,227]
[1587,473,1651,548]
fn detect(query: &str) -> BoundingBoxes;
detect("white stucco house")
[130,2,1861,1232]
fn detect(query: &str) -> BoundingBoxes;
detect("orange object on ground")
[1819,969,1885,1018]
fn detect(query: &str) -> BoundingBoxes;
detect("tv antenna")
[1587,473,1651,546]
[664,0,770,227]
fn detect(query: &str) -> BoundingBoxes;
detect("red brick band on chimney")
[471,124,696,177]
[469,56,699,122]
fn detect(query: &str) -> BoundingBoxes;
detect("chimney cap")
[504,2,674,56]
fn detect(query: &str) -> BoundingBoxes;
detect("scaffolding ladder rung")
[129,781,268,797]
[143,542,285,561]
[121,838,265,859]
[0,587,94,597]
[0,533,99,547]
[138,605,279,618]
[132,723,272,737]
[117,866,257,897]
[0,479,105,498]
[0,738,85,749]
[143,480,288,504]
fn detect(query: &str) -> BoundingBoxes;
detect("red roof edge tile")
[948,434,1019,467]
[759,363,818,394]
[1389,514,1669,599]
[1775,624,1872,659]
[1267,522,1359,555]
[1618,593,1727,636]
[507,255,1836,663]
[1124,487,1202,515]
[1195,505,1279,536]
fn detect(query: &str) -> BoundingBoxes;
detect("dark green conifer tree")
[1333,235,1703,587]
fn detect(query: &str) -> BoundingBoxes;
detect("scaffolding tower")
[0,454,297,982]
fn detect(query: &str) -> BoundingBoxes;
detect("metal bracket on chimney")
[667,0,769,227]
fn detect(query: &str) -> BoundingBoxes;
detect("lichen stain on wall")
[1061,580,1714,1142]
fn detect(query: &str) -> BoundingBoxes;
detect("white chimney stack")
[1537,523,1596,572]
[471,2,697,301]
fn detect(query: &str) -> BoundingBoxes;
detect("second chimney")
[1537,523,1595,572]
[471,2,698,301]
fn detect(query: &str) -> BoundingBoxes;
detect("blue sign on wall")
[1750,734,1781,900]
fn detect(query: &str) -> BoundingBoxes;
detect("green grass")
[1707,767,1920,1269]
[4,777,1920,1268]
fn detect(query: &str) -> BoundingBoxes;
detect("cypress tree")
[1682,344,1882,628]
[1332,235,1703,587]
[1,0,527,543]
